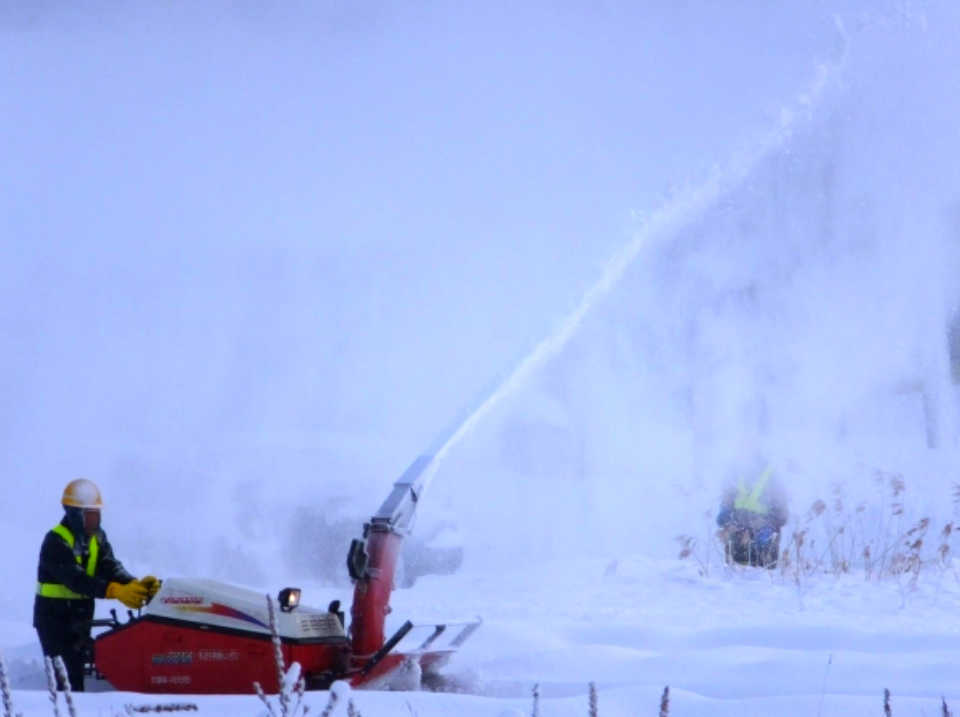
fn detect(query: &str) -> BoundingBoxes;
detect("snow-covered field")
[5,555,960,716]
[5,0,960,715]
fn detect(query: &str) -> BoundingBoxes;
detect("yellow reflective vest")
[35,524,100,599]
[733,466,774,515]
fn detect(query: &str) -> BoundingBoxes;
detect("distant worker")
[34,479,161,691]
[716,459,788,568]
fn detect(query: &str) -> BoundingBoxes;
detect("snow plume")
[427,56,848,562]
[424,53,846,498]
[434,8,960,565]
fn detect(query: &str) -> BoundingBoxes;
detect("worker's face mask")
[82,508,101,536]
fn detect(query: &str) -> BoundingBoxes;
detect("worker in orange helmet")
[34,478,161,691]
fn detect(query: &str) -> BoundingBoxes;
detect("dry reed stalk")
[0,652,16,717]
[659,685,670,717]
[51,657,76,717]
[588,682,597,717]
[939,522,953,566]
[289,670,307,717]
[254,681,278,717]
[816,653,833,717]
[266,595,290,716]
[319,689,339,717]
[43,657,60,717]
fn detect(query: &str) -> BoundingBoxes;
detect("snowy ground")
[4,553,960,716]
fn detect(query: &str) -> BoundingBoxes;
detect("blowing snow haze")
[3,1,960,623]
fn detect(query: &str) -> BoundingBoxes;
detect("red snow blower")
[92,454,480,693]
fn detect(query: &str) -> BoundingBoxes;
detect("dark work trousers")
[36,623,89,691]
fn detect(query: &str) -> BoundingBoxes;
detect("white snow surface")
[5,558,960,715]
[5,0,960,715]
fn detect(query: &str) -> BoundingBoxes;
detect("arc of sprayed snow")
[421,50,846,497]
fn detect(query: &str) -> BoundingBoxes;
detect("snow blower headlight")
[278,587,301,613]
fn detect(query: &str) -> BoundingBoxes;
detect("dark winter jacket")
[33,517,135,630]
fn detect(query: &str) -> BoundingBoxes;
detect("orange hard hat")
[61,478,104,509]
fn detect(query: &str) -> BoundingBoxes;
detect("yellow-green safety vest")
[36,524,99,599]
[733,466,774,515]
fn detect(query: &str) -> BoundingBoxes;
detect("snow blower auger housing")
[92,453,480,693]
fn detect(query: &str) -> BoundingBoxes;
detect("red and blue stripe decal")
[176,603,268,629]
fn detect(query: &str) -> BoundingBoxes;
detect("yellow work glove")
[106,580,149,609]
[140,575,162,598]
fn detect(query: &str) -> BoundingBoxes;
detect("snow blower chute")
[92,452,480,693]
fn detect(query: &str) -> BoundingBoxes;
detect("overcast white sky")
[3,0,960,625]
